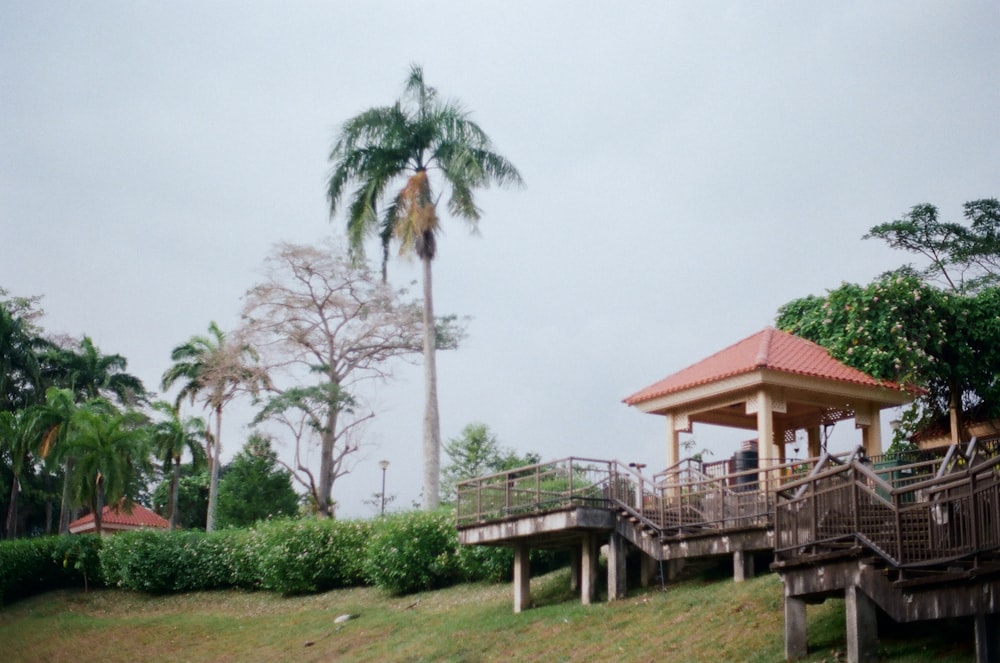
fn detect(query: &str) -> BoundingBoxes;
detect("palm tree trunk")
[421,253,441,510]
[206,407,222,532]
[58,458,75,534]
[169,456,181,529]
[94,479,104,536]
[5,476,19,540]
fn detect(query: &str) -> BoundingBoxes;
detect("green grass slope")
[0,565,974,662]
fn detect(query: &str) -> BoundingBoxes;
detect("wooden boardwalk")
[456,440,1000,662]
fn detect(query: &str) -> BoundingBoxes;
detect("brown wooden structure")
[457,441,1000,662]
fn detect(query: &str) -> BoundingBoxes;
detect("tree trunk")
[94,480,104,536]
[421,253,441,510]
[949,379,964,445]
[5,475,19,540]
[44,471,53,534]
[318,393,339,518]
[206,407,222,532]
[169,456,181,529]
[58,457,75,534]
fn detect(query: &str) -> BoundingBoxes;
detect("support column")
[581,533,597,605]
[665,413,680,468]
[733,549,754,582]
[757,389,775,489]
[608,532,626,601]
[974,612,1000,663]
[861,405,883,456]
[513,543,530,613]
[845,585,877,663]
[569,547,581,592]
[784,595,808,661]
[640,553,655,588]
[807,426,822,458]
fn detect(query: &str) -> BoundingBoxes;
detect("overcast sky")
[3,2,998,517]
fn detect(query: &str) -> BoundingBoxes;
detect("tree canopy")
[778,198,1000,445]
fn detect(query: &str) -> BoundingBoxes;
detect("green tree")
[327,65,523,510]
[441,423,540,501]
[777,272,1000,445]
[216,434,299,528]
[151,468,208,530]
[65,403,151,535]
[865,198,1000,292]
[0,298,47,413]
[41,336,146,406]
[148,401,206,530]
[161,322,266,532]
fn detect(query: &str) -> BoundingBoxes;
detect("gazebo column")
[665,413,680,468]
[857,404,883,456]
[755,389,776,488]
[807,426,822,458]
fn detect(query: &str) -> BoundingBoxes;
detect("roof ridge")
[755,326,776,367]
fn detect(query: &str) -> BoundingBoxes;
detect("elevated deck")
[457,440,1000,661]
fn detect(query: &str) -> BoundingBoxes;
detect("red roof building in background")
[68,502,170,535]
[624,327,913,470]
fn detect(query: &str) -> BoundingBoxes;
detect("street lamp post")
[378,460,390,515]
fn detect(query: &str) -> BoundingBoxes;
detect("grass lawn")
[0,563,976,662]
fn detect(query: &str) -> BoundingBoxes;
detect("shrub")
[99,529,235,593]
[251,517,374,595]
[454,544,514,583]
[363,510,459,595]
[0,535,103,606]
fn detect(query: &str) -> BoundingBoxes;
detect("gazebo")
[68,502,170,535]
[624,327,913,469]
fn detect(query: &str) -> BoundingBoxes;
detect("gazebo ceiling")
[624,328,913,429]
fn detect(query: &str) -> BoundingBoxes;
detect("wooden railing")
[774,440,1000,568]
[456,455,819,536]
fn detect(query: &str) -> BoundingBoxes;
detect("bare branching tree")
[241,238,423,517]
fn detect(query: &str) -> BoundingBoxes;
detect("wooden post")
[513,543,530,613]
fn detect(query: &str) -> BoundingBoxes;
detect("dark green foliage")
[3,509,528,605]
[442,422,540,501]
[0,535,103,606]
[99,529,235,593]
[363,510,460,594]
[250,517,374,595]
[152,468,209,530]
[216,436,298,529]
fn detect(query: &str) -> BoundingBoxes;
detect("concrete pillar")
[807,426,822,458]
[666,558,684,580]
[845,585,878,663]
[784,595,808,660]
[513,543,530,613]
[569,547,581,592]
[640,553,656,588]
[607,532,626,601]
[581,532,598,605]
[974,612,1000,663]
[733,549,754,582]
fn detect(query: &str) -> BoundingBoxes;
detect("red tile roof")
[68,502,170,534]
[624,327,900,406]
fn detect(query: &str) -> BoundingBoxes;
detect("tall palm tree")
[65,403,150,535]
[327,64,523,509]
[38,338,145,532]
[149,401,206,529]
[161,322,264,531]
[41,336,146,406]
[1,408,39,539]
[0,301,47,413]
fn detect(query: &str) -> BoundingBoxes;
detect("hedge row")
[0,511,518,605]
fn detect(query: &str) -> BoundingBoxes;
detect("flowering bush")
[363,510,460,594]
